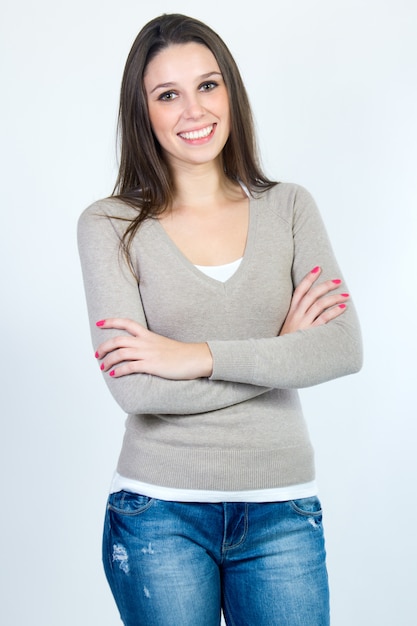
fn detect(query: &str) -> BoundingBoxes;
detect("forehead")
[144,42,220,84]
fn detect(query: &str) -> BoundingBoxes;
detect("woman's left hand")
[279,267,349,336]
[94,318,213,380]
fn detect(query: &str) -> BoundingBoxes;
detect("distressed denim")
[103,492,330,625]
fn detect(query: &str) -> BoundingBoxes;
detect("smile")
[178,124,215,140]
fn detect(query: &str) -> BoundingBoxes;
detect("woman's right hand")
[95,318,213,380]
[279,266,350,336]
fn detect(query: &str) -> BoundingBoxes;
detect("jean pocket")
[107,490,154,516]
[289,496,322,517]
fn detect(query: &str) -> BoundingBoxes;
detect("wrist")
[191,342,213,378]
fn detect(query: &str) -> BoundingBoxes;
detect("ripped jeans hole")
[112,544,130,574]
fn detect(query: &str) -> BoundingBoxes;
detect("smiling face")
[143,42,231,170]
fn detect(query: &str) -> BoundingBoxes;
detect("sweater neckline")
[150,194,257,288]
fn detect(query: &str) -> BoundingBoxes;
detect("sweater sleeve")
[208,186,363,388]
[77,201,271,416]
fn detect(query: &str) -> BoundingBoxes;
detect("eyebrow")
[149,71,223,94]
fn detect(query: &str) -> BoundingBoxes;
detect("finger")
[99,347,143,372]
[296,266,322,294]
[311,303,348,327]
[288,266,323,312]
[95,335,141,359]
[307,292,350,320]
[295,278,344,316]
[284,291,349,333]
[108,361,148,378]
[96,318,145,335]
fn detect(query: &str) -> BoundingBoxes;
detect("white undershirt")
[194,257,243,281]
[110,257,317,502]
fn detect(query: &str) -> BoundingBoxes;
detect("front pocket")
[107,490,154,515]
[289,496,322,517]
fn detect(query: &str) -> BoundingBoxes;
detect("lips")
[178,124,215,140]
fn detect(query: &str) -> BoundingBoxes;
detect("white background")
[1,1,416,624]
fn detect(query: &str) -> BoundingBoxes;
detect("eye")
[199,81,218,92]
[158,90,178,102]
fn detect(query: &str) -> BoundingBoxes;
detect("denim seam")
[222,503,249,553]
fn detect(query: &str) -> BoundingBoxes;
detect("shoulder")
[257,181,316,204]
[78,197,138,224]
[77,196,142,240]
[253,182,318,221]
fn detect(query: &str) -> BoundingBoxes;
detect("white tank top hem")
[110,472,318,503]
[109,256,318,502]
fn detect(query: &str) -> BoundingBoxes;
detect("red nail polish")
[96,320,105,327]
[100,363,105,371]
[338,304,346,309]
[332,279,342,285]
[95,351,99,358]
[311,266,320,274]
[109,370,115,377]
[341,293,349,298]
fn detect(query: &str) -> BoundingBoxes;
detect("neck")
[170,160,243,211]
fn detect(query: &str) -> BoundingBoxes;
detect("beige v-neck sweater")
[77,183,362,491]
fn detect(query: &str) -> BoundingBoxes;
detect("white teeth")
[180,125,213,140]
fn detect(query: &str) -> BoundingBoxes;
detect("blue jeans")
[103,492,330,625]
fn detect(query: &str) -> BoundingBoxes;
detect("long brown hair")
[112,13,276,251]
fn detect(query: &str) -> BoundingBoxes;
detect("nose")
[183,93,206,120]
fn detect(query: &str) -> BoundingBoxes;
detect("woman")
[78,13,362,626]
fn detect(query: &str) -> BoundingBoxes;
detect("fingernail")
[94,351,99,358]
[109,370,115,377]
[96,320,105,327]
[311,266,320,273]
[332,279,342,285]
[100,363,105,371]
[338,304,346,309]
[341,293,349,297]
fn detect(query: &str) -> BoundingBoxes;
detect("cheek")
[148,107,176,142]
[147,106,162,136]
[218,94,231,130]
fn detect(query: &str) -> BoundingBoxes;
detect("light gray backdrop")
[1,1,416,624]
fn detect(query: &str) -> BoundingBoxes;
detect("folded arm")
[208,187,363,388]
[77,201,272,415]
